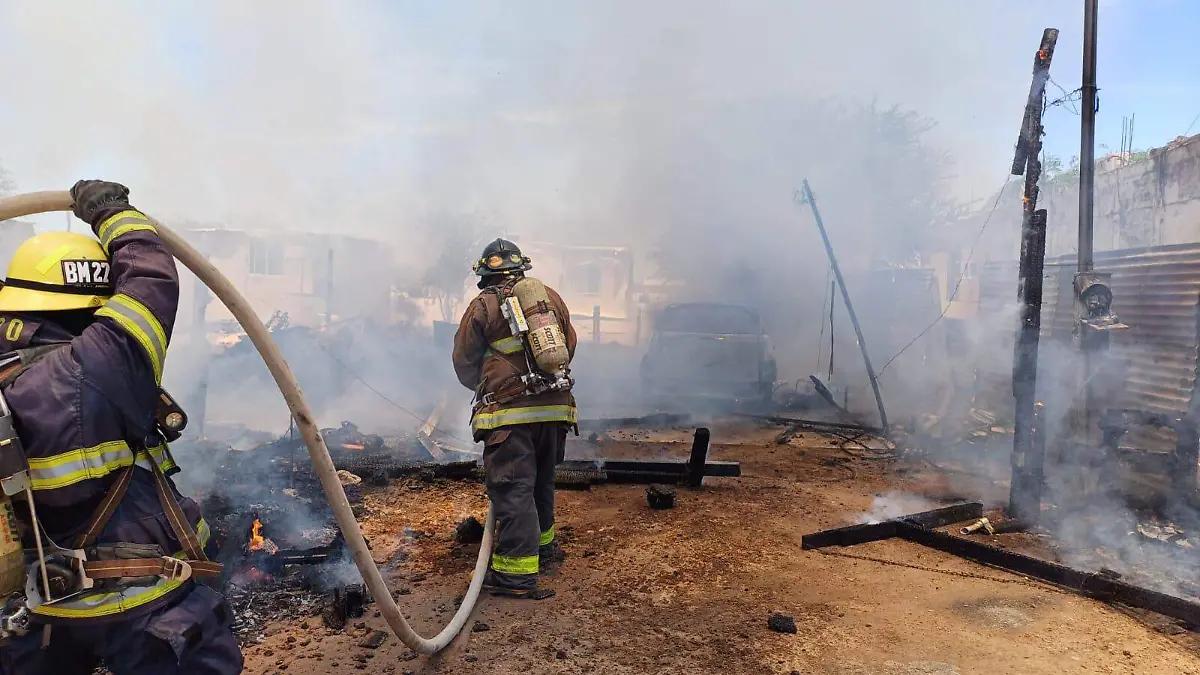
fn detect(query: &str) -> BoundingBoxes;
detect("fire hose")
[0,191,492,655]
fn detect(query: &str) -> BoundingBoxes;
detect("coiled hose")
[0,191,491,655]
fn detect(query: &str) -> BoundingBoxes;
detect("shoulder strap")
[0,343,71,389]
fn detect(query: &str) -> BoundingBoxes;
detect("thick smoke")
[0,2,1099,425]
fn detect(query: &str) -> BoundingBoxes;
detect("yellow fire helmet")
[0,232,114,312]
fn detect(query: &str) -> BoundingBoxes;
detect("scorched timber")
[801,502,1200,627]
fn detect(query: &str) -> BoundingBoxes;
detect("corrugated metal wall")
[977,242,1200,452]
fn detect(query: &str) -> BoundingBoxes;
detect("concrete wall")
[990,135,1200,258]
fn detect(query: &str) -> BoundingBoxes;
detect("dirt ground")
[240,420,1199,675]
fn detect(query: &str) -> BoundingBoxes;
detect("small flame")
[343,443,365,451]
[248,518,265,552]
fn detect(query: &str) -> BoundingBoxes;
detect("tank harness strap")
[474,277,571,411]
[73,462,138,549]
[0,343,71,388]
[70,445,220,582]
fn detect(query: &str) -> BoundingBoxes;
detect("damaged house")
[174,226,398,340]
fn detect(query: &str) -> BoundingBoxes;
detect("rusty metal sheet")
[979,243,1200,454]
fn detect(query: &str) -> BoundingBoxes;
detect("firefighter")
[0,180,242,674]
[452,238,577,599]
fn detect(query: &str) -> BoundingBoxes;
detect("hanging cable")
[876,172,1015,378]
[814,264,832,373]
[309,338,472,445]
[827,277,836,382]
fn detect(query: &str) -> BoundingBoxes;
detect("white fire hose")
[0,191,492,655]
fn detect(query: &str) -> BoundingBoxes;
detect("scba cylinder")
[512,277,570,376]
[0,496,22,597]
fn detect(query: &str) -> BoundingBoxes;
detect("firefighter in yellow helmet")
[0,181,241,674]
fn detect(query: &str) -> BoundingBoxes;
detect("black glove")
[70,179,131,228]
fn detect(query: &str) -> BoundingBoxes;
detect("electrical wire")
[827,279,836,382]
[814,264,832,373]
[310,339,473,445]
[1046,77,1082,115]
[876,173,1015,378]
[1183,110,1200,139]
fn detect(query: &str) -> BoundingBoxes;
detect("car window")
[657,305,759,334]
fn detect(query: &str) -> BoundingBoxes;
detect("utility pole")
[1071,0,1126,501]
[1078,0,1099,273]
[1007,28,1058,524]
[796,180,889,432]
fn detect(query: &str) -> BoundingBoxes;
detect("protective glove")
[69,179,131,229]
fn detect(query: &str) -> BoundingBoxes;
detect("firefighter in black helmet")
[471,239,530,288]
[452,239,577,598]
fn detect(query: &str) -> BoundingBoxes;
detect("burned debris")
[181,414,743,647]
[803,503,1200,628]
[646,484,676,510]
[454,516,485,545]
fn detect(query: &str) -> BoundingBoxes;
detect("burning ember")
[248,519,264,551]
[245,516,279,556]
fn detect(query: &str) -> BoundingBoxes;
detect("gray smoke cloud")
[0,2,1078,233]
[0,2,1087,424]
[14,0,1196,605]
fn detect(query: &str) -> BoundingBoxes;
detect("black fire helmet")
[472,238,532,277]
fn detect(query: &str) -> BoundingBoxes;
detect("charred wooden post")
[1007,28,1058,524]
[686,427,711,488]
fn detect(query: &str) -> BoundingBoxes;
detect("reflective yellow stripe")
[102,223,157,252]
[95,293,167,381]
[36,244,75,275]
[97,210,156,252]
[471,405,578,432]
[32,517,210,619]
[28,442,177,491]
[491,553,539,576]
[488,336,524,355]
[539,526,555,546]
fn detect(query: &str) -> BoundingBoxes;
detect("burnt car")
[640,302,777,406]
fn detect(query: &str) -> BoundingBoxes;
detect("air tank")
[512,277,570,377]
[0,496,22,596]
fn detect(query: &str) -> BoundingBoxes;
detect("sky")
[1037,0,1200,175]
[0,1,1197,234]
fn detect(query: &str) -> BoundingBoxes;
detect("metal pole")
[1078,0,1099,273]
[796,180,888,431]
[1008,28,1059,523]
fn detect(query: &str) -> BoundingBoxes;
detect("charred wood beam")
[801,502,984,550]
[577,413,693,431]
[895,523,1200,627]
[736,412,885,436]
[801,502,1200,627]
[558,458,741,485]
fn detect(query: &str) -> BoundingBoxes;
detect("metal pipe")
[1078,0,1099,273]
[796,180,889,432]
